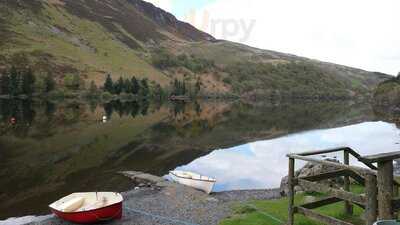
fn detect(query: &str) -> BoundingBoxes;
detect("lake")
[0,99,398,219]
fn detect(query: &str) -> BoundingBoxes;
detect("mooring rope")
[244,203,284,224]
[124,206,199,225]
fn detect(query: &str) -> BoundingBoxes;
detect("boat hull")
[170,172,215,194]
[51,202,122,224]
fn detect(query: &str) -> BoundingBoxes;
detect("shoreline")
[5,171,282,225]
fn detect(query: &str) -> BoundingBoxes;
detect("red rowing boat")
[49,192,123,224]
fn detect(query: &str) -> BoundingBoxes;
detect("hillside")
[0,0,391,98]
[373,76,400,118]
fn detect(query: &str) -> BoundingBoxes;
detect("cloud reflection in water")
[174,122,400,191]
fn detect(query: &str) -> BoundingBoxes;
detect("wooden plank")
[343,151,353,215]
[296,207,354,225]
[288,154,376,176]
[288,158,295,225]
[300,169,348,182]
[362,151,400,163]
[294,147,348,156]
[298,179,366,206]
[298,168,364,186]
[377,161,394,220]
[365,174,378,225]
[346,148,378,170]
[300,197,342,209]
[345,170,365,186]
[394,184,399,218]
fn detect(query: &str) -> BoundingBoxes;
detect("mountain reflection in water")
[0,99,396,218]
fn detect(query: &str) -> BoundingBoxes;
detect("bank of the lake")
[15,171,280,225]
[9,169,368,225]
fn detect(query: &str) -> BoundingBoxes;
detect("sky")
[146,0,400,75]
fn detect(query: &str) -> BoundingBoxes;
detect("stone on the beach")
[119,171,165,185]
[280,158,344,196]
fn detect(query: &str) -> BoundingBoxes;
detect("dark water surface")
[0,99,398,219]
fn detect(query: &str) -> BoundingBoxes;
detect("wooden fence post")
[377,161,394,220]
[394,183,399,219]
[344,150,353,215]
[365,174,378,225]
[288,157,295,225]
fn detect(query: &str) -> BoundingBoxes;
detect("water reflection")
[176,121,400,191]
[0,99,155,137]
[0,99,394,219]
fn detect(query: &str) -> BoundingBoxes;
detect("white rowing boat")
[169,171,216,194]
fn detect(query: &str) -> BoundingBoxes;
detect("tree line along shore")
[0,66,210,101]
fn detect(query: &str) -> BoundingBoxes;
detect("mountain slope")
[0,0,391,97]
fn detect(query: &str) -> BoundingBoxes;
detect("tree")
[195,77,201,95]
[64,74,81,90]
[172,79,188,96]
[124,79,133,94]
[397,72,400,80]
[89,81,98,93]
[44,73,56,93]
[114,77,124,95]
[22,68,35,95]
[131,76,140,95]
[172,79,179,96]
[182,81,186,95]
[152,48,179,69]
[104,74,114,93]
[9,66,19,96]
[153,84,164,100]
[139,78,149,97]
[0,73,9,95]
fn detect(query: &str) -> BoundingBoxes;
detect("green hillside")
[0,0,391,98]
[374,77,400,105]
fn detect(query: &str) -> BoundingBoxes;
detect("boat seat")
[59,197,85,212]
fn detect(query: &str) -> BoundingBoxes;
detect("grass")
[0,1,389,97]
[220,186,366,225]
[1,2,170,86]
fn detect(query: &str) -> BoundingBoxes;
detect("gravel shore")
[22,172,281,225]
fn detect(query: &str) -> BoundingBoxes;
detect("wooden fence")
[287,147,400,225]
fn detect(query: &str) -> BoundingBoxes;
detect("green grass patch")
[220,191,365,225]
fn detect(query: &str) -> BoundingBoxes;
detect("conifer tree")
[182,81,186,95]
[9,66,19,96]
[114,77,124,95]
[0,73,10,95]
[195,77,201,95]
[104,74,114,94]
[153,84,164,100]
[140,78,149,97]
[22,68,35,95]
[124,79,133,93]
[173,79,179,95]
[89,81,98,93]
[131,76,140,95]
[44,73,56,93]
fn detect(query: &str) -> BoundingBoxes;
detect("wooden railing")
[287,147,400,225]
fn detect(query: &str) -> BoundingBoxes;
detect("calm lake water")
[0,99,398,219]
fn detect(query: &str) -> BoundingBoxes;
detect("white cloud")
[148,0,400,75]
[174,122,400,191]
